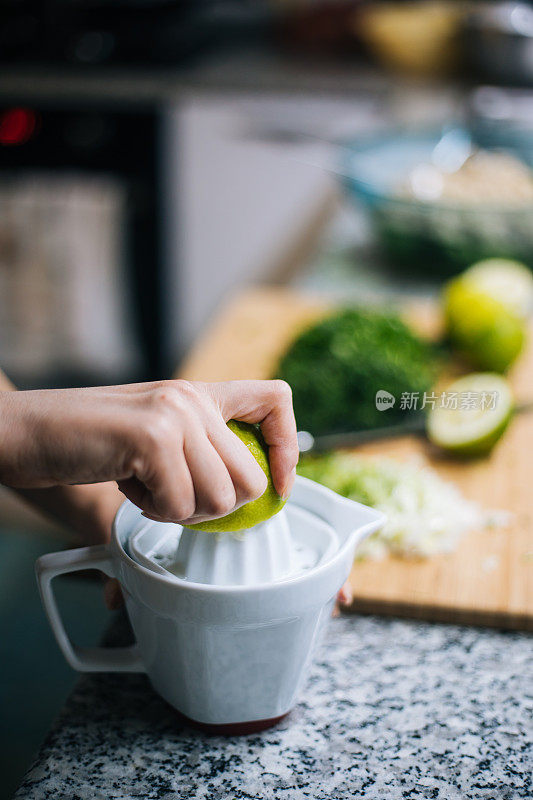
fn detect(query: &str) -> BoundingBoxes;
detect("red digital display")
[0,108,38,146]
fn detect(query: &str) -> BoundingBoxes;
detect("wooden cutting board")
[179,287,533,631]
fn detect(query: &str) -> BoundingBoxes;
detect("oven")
[0,98,169,387]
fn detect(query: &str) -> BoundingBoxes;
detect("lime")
[427,373,513,457]
[464,259,533,319]
[443,277,526,373]
[185,420,286,532]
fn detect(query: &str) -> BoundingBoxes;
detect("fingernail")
[282,467,297,500]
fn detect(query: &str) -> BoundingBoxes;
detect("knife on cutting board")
[298,400,533,454]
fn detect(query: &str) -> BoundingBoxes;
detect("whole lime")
[464,258,533,319]
[184,420,286,533]
[443,277,525,373]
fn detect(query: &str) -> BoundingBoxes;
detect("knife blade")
[298,400,533,454]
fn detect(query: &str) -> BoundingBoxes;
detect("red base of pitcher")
[176,710,289,736]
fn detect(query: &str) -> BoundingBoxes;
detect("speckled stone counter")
[15,615,532,800]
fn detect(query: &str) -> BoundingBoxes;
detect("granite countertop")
[15,614,532,800]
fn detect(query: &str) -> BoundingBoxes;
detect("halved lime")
[185,420,286,532]
[427,373,513,457]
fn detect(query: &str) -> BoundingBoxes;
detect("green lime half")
[427,373,513,457]
[184,420,286,533]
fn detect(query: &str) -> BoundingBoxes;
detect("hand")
[0,380,299,527]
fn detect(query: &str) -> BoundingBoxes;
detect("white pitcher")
[36,476,384,734]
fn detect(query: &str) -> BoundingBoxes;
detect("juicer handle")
[36,545,144,673]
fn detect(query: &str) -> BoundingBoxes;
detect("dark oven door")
[0,101,164,387]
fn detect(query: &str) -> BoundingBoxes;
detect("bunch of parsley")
[276,308,437,436]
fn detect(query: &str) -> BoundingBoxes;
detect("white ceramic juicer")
[36,476,384,734]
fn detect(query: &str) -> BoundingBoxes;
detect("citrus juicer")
[128,504,339,586]
[36,476,385,733]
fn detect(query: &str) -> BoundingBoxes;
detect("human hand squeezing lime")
[0,375,355,611]
[0,379,299,528]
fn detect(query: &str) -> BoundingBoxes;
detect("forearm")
[0,369,123,543]
[14,482,123,545]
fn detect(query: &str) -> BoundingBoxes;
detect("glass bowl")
[342,129,533,275]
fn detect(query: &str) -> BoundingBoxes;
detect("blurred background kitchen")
[1,1,532,797]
